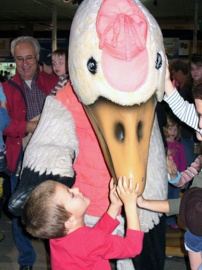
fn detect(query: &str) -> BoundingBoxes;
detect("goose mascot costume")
[9,0,168,269]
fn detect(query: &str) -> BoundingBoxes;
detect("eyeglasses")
[15,55,36,63]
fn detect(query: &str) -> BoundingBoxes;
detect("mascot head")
[69,0,166,194]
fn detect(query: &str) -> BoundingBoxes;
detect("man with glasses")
[2,36,58,270]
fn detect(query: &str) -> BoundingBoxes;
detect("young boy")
[22,177,144,270]
[50,48,69,95]
[0,83,10,171]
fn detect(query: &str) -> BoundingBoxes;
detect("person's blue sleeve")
[0,84,6,103]
[0,107,10,131]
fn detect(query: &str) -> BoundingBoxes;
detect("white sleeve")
[164,89,202,135]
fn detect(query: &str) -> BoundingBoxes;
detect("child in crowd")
[143,145,202,270]
[0,83,10,171]
[50,48,69,95]
[22,177,144,270]
[164,115,186,229]
[189,54,202,85]
[137,183,202,270]
[163,65,202,270]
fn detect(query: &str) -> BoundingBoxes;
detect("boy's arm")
[117,177,140,231]
[94,178,122,234]
[107,178,122,219]
[94,212,120,234]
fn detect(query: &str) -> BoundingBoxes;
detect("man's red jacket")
[3,70,58,174]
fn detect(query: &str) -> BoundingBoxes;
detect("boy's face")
[54,182,90,218]
[52,54,66,77]
[195,99,202,131]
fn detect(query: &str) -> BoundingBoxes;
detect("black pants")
[132,215,166,270]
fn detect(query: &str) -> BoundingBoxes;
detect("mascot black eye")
[87,57,97,75]
[155,53,162,70]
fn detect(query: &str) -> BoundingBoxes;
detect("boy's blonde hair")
[22,180,71,239]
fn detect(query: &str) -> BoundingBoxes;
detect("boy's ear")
[64,216,77,230]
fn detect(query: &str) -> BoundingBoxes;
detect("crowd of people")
[0,34,202,270]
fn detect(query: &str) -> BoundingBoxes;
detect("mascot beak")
[84,95,155,194]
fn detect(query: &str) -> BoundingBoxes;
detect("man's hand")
[25,115,40,133]
[26,120,39,133]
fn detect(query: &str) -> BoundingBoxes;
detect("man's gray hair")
[11,36,40,56]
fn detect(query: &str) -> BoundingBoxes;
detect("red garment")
[50,213,144,270]
[3,70,58,173]
[56,83,111,216]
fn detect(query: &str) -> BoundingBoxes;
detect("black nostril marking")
[137,121,143,141]
[115,123,124,142]
[87,57,97,75]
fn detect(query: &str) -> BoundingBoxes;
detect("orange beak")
[84,95,155,195]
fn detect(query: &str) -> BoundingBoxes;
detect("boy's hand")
[117,176,139,206]
[107,178,122,219]
[109,178,123,208]
[117,176,141,230]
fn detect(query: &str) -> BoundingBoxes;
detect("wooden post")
[193,0,199,53]
[52,4,57,52]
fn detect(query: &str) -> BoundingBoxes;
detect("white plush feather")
[139,116,167,232]
[21,96,79,177]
